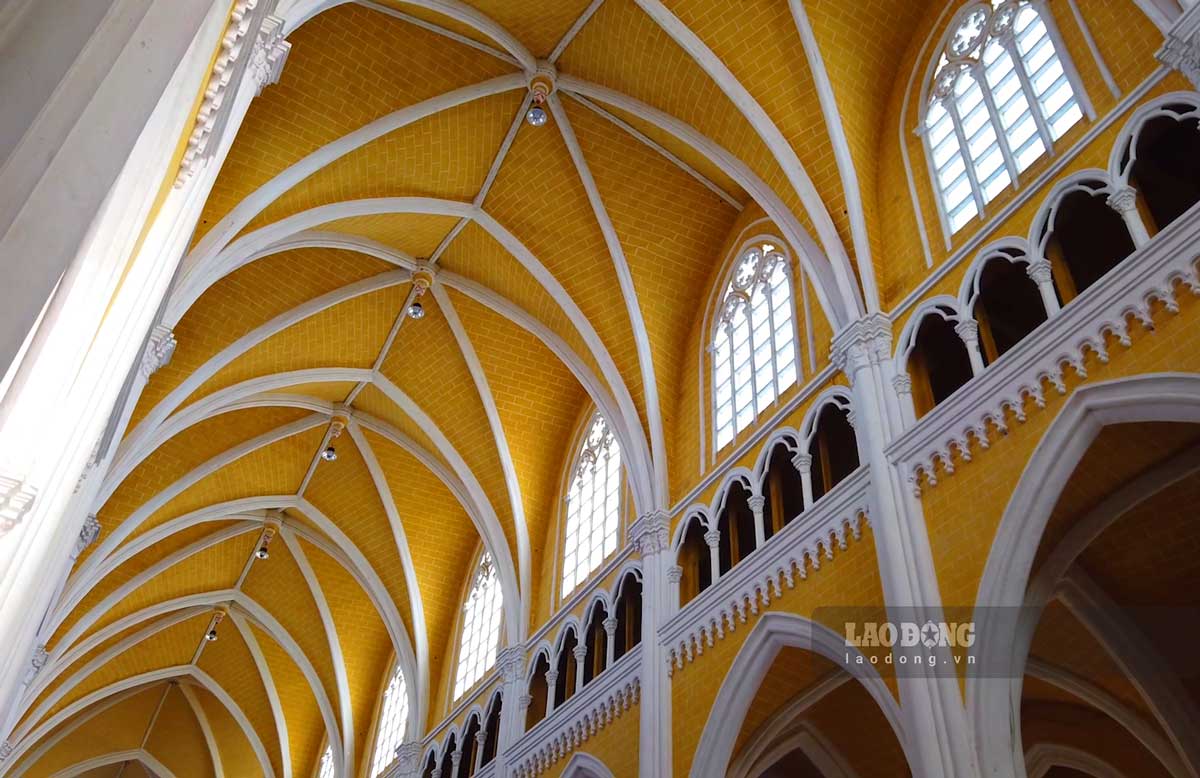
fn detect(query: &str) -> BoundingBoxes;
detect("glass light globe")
[526,106,548,127]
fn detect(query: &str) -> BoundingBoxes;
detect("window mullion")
[725,325,737,430]
[945,97,987,213]
[745,302,761,420]
[1005,38,1055,152]
[764,277,780,400]
[973,61,1020,186]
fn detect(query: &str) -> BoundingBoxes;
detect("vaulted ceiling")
[3,1,937,776]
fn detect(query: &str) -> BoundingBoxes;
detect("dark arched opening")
[973,254,1049,361]
[716,481,756,575]
[555,628,579,705]
[582,601,608,686]
[457,716,480,777]
[761,441,805,539]
[677,515,711,606]
[808,404,860,502]
[421,753,437,778]
[1043,188,1135,301]
[480,694,501,767]
[525,652,549,731]
[1129,112,1200,232]
[613,571,642,661]
[439,734,456,778]
[907,312,975,417]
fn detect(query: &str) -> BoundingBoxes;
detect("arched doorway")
[971,374,1200,778]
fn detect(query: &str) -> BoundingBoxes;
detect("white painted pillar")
[1106,185,1152,247]
[493,645,525,773]
[602,616,618,667]
[0,0,290,747]
[629,511,672,778]
[666,565,683,616]
[572,644,588,692]
[955,319,987,377]
[1025,258,1061,317]
[473,731,486,773]
[450,748,462,778]
[890,374,918,429]
[831,314,982,778]
[747,494,766,547]
[543,669,559,715]
[703,528,721,583]
[792,452,815,509]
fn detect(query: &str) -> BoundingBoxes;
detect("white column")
[450,748,461,778]
[1025,258,1061,316]
[602,616,618,666]
[473,731,486,773]
[391,742,424,778]
[666,565,683,616]
[572,644,588,691]
[747,494,766,547]
[629,510,672,778]
[891,374,918,429]
[831,314,982,778]
[0,0,287,743]
[1106,185,1151,247]
[493,645,525,776]
[954,318,987,377]
[543,669,559,715]
[792,452,815,509]
[703,528,721,583]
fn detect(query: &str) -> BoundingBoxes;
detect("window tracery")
[369,664,409,776]
[562,414,622,597]
[712,242,799,451]
[454,552,503,700]
[925,0,1083,234]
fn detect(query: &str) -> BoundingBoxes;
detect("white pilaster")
[629,510,672,778]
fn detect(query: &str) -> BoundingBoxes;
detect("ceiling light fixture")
[321,445,338,461]
[525,66,556,128]
[408,260,435,320]
[321,416,347,463]
[255,524,277,560]
[205,608,227,643]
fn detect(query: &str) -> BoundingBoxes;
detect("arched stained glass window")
[369,665,409,776]
[712,242,799,451]
[562,414,622,596]
[318,746,335,778]
[453,552,503,700]
[925,0,1084,234]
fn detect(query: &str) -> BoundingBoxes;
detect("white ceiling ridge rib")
[193,196,652,511]
[431,284,532,640]
[5,664,275,778]
[632,0,864,322]
[354,0,520,67]
[549,93,668,507]
[558,75,850,328]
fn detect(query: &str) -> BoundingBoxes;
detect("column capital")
[602,616,618,635]
[747,495,766,512]
[394,742,424,773]
[792,451,813,474]
[73,514,101,558]
[1025,257,1054,285]
[953,318,979,345]
[666,565,683,584]
[544,668,559,685]
[627,510,670,557]
[891,373,913,395]
[1158,12,1200,90]
[0,473,37,537]
[248,15,291,96]
[1105,185,1139,214]
[831,313,893,382]
[702,529,721,549]
[572,644,588,662]
[140,325,177,379]
[518,693,533,710]
[496,645,526,684]
[0,741,11,761]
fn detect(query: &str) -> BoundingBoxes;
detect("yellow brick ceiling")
[14,1,945,776]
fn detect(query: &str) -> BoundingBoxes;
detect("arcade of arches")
[1,1,1199,777]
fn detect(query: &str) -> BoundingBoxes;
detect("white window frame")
[452,549,504,701]
[367,661,410,777]
[919,0,1094,247]
[559,412,624,599]
[709,240,803,455]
